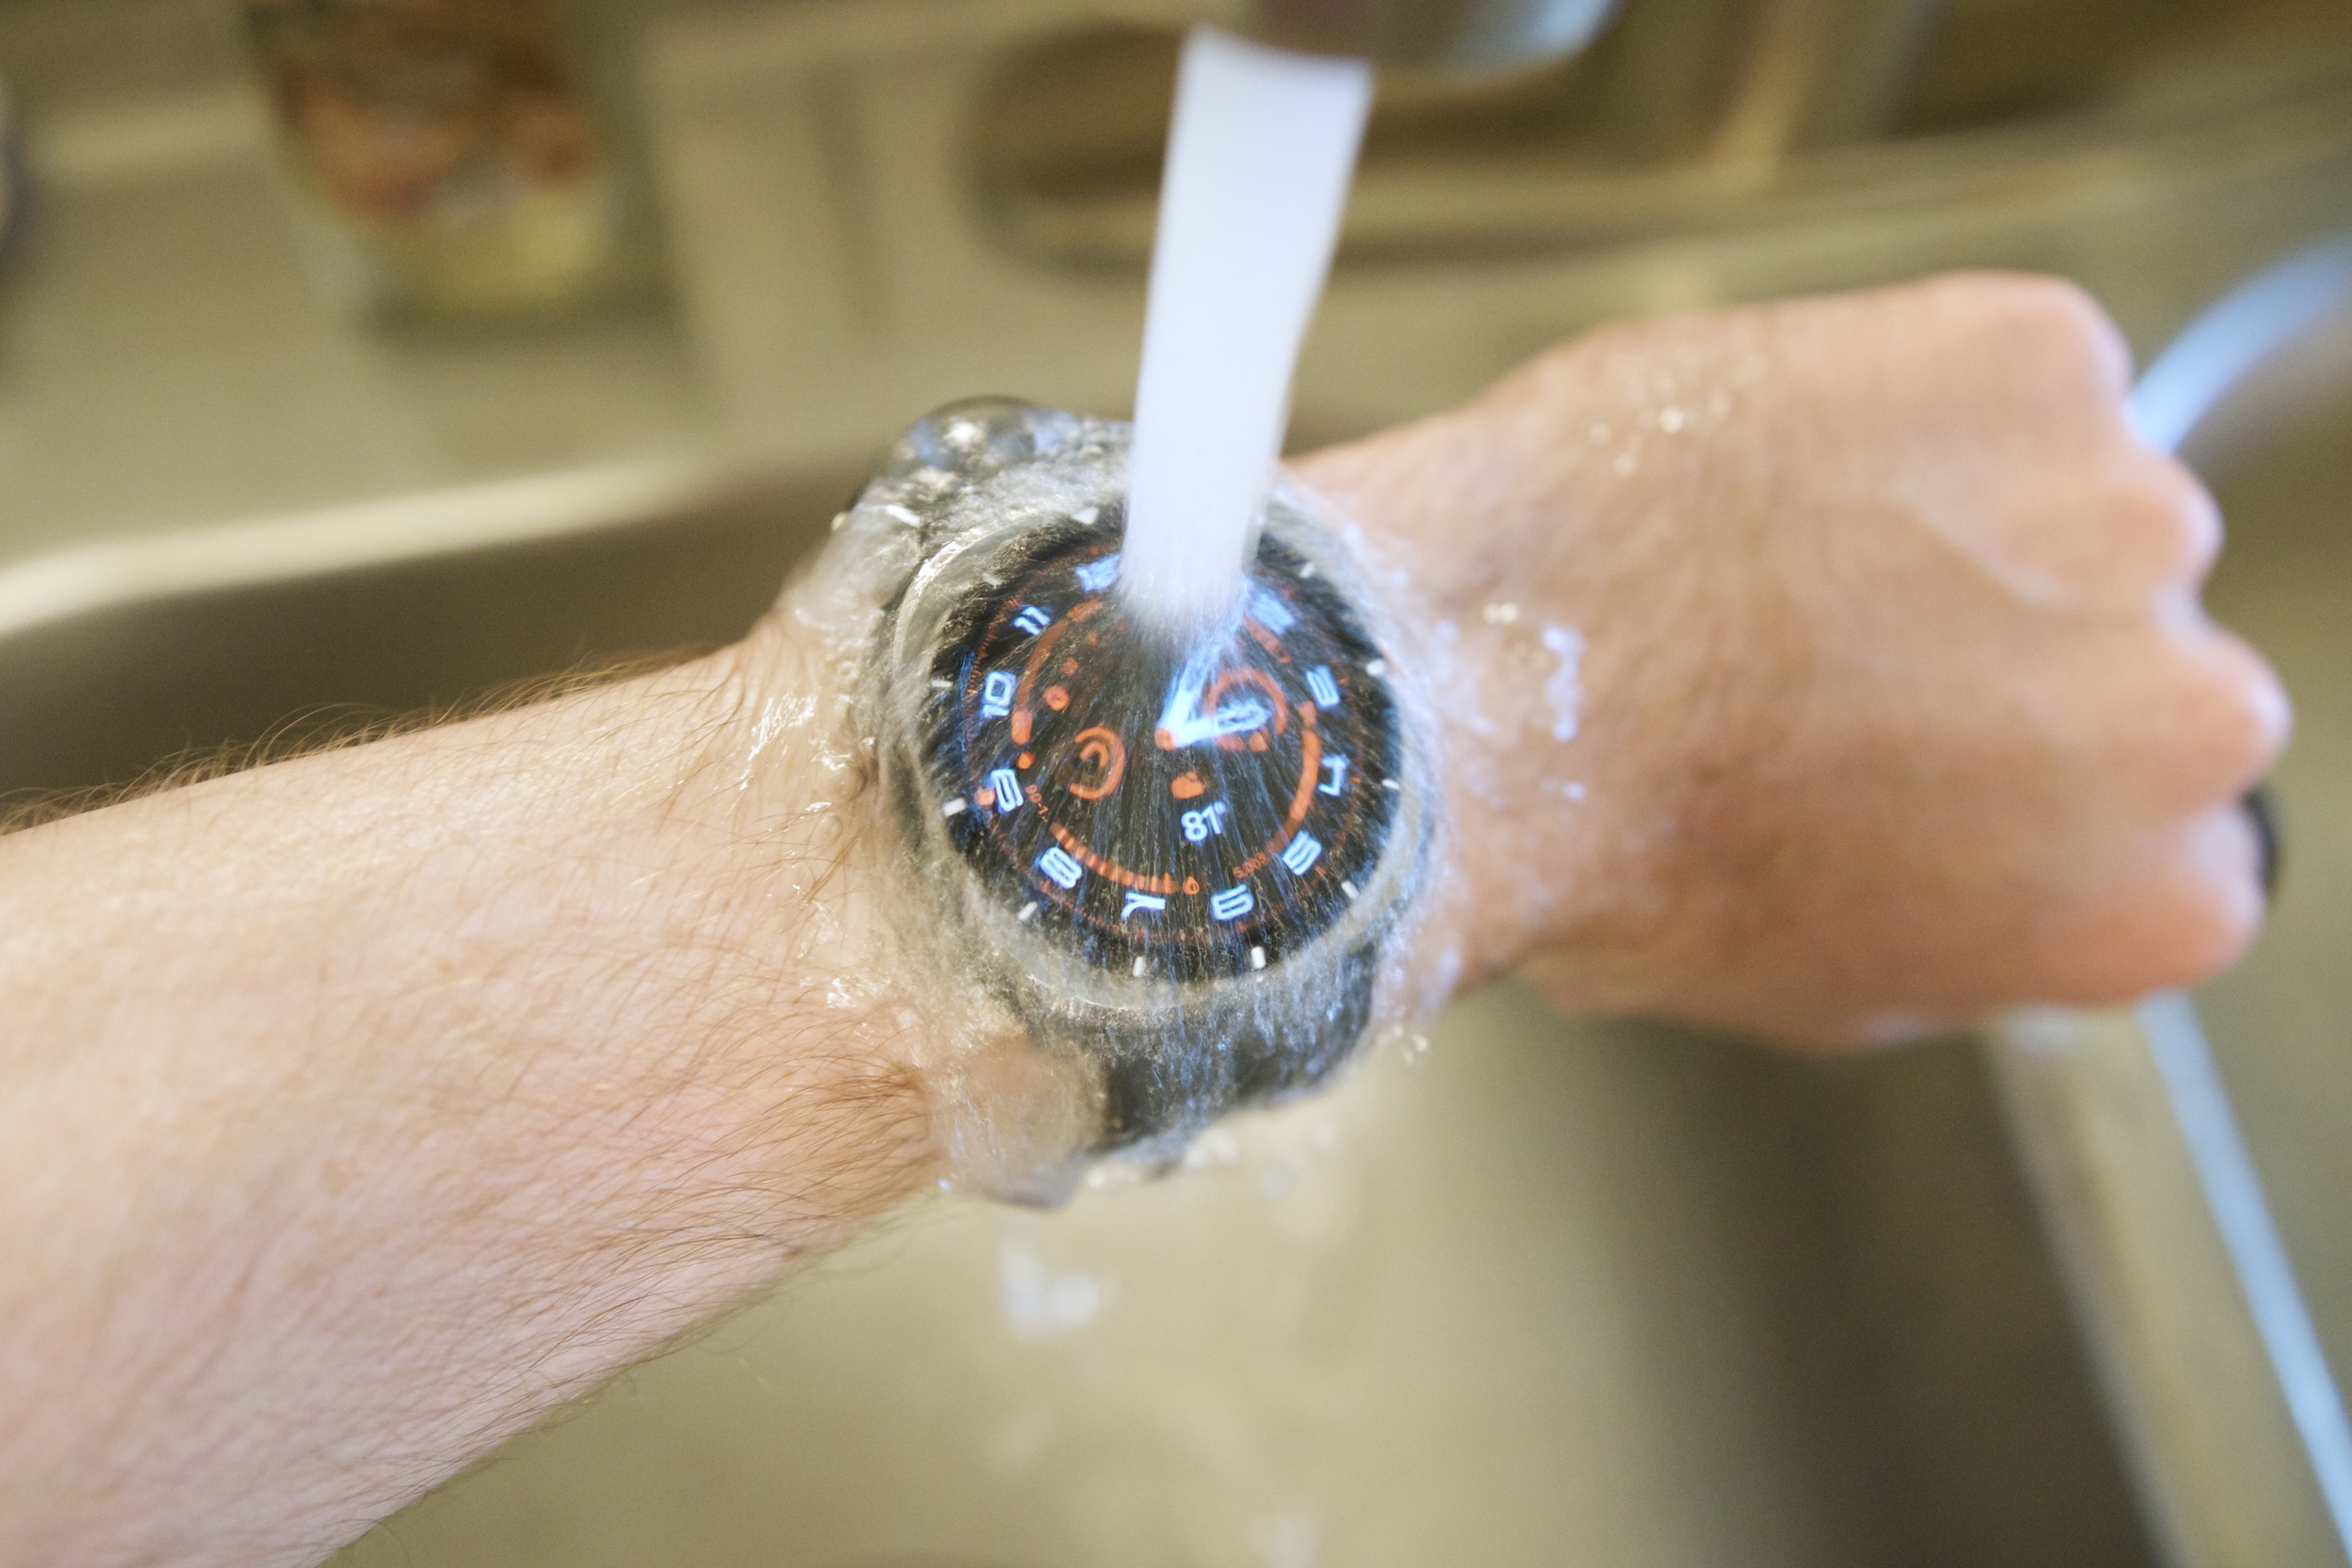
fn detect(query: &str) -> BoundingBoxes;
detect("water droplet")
[1540,624,1584,742]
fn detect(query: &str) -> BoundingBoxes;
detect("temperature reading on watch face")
[924,521,1406,982]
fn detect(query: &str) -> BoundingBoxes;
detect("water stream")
[1118,27,1374,640]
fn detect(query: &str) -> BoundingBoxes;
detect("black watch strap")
[1043,940,1381,1153]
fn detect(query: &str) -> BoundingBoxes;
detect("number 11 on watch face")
[927,527,1404,982]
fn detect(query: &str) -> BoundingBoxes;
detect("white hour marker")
[1250,946,1267,970]
[1075,554,1121,593]
[988,767,1023,813]
[1018,901,1040,922]
[1210,885,1254,921]
[930,677,952,690]
[1381,777,1401,791]
[1120,891,1167,920]
[1340,879,1360,900]
[1132,956,1148,977]
[1011,604,1054,636]
[981,670,1018,718]
[1280,833,1323,875]
[1305,666,1341,707]
[1247,589,1298,635]
[1036,848,1084,889]
[1319,755,1348,796]
[1073,505,1101,526]
[941,797,967,817]
[1364,659,1386,677]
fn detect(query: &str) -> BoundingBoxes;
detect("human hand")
[1298,274,2288,1047]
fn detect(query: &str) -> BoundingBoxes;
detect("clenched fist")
[1298,273,2288,1047]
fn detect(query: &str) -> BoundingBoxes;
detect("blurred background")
[2,1,2350,1564]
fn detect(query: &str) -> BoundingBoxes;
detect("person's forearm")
[0,636,933,1568]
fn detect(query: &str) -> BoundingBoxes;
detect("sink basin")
[333,1002,2150,1568]
[3,0,2349,1562]
[0,467,855,802]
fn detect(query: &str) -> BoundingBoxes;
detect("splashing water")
[1119,27,1374,640]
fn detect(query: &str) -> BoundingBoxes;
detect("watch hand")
[1156,660,1272,748]
[1163,703,1272,746]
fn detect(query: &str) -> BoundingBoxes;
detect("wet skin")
[1300,273,2286,1047]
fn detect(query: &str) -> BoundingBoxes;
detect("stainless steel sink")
[0,467,854,801]
[336,1001,2154,1568]
[4,0,2351,1563]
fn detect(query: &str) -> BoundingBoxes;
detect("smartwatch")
[846,399,1439,1169]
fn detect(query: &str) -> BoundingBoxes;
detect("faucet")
[1138,0,1617,73]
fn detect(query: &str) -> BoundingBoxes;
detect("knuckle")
[1969,274,2134,399]
[2071,812,2268,999]
[2103,456,2223,586]
[2175,809,2270,977]
[2090,624,2288,810]
[2140,627,2292,801]
[2190,630,2293,786]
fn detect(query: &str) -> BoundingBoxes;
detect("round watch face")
[922,517,1406,983]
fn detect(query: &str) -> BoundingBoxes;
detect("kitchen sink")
[5,0,2351,1562]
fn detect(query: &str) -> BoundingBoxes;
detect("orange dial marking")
[1170,772,1206,800]
[1285,713,1323,833]
[1065,726,1127,801]
[1232,710,1324,880]
[1050,822,1173,894]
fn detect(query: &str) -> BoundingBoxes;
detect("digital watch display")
[851,401,1438,1164]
